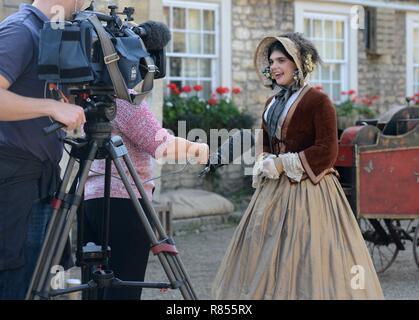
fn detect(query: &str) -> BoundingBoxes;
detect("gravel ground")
[142,224,419,300]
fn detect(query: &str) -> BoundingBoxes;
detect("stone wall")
[160,162,252,196]
[358,8,408,115]
[230,0,414,118]
[231,0,295,119]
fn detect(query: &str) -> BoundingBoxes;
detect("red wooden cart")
[335,105,419,273]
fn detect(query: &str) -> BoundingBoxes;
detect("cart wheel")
[413,220,419,269]
[358,218,399,274]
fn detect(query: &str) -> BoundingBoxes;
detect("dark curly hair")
[267,32,322,77]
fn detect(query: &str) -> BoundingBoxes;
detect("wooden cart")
[335,106,419,273]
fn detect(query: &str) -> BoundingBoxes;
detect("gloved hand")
[261,155,284,180]
[253,152,275,177]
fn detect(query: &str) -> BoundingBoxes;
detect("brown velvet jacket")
[261,85,339,184]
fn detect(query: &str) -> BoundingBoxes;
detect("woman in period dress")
[212,33,384,300]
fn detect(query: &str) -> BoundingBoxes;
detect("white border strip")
[318,0,419,12]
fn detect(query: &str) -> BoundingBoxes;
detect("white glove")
[261,157,281,179]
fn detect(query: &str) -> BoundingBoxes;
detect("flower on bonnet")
[262,66,273,80]
[304,53,315,74]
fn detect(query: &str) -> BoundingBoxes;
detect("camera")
[38,4,170,101]
[37,4,171,133]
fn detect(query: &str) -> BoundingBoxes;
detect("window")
[163,1,220,98]
[413,24,419,94]
[406,13,419,97]
[295,1,358,103]
[303,15,348,102]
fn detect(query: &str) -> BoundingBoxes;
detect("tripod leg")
[107,136,197,300]
[27,142,99,299]
[121,153,198,299]
[26,156,78,299]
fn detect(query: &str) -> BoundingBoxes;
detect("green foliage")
[163,85,255,136]
[334,90,378,118]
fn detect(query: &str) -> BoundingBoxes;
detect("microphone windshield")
[209,130,254,167]
[138,21,172,50]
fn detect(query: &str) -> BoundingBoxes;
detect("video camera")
[38,3,171,134]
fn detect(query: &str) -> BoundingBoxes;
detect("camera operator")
[82,95,209,300]
[0,1,86,299]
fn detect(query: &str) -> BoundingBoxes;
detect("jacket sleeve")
[298,95,338,184]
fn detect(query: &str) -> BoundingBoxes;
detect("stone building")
[1,0,419,194]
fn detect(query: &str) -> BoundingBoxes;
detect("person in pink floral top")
[83,97,209,300]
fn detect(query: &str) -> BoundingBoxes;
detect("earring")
[293,70,300,82]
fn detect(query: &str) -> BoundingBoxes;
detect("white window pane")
[200,59,212,77]
[414,48,419,64]
[204,10,215,31]
[313,40,323,56]
[325,41,334,60]
[336,21,344,40]
[331,64,341,80]
[311,68,320,82]
[202,81,212,98]
[321,65,331,81]
[170,57,182,77]
[323,84,332,99]
[304,19,311,37]
[313,19,323,38]
[325,20,333,39]
[173,32,186,52]
[163,7,170,27]
[332,84,341,102]
[414,28,419,44]
[173,8,186,29]
[188,9,201,30]
[188,33,201,54]
[203,34,216,54]
[336,41,344,60]
[415,68,419,92]
[183,58,198,77]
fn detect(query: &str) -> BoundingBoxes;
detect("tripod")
[25,102,198,300]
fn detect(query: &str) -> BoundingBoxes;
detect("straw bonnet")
[254,35,313,88]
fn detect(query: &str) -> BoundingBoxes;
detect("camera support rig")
[25,89,198,300]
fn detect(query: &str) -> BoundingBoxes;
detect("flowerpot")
[337,114,358,131]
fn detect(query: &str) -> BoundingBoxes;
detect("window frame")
[163,0,231,97]
[406,13,419,97]
[303,12,349,102]
[295,1,358,102]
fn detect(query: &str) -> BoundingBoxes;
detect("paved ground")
[141,224,419,300]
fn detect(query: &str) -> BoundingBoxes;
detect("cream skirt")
[212,174,384,300]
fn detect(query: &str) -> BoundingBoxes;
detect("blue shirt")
[0,4,64,163]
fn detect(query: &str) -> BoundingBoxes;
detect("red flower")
[208,97,218,106]
[172,88,181,95]
[216,86,229,95]
[232,87,241,94]
[216,86,225,95]
[182,85,192,93]
[167,83,177,90]
[193,85,203,92]
[341,89,356,96]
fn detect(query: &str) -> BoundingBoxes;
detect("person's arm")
[298,95,338,183]
[0,76,85,130]
[114,98,209,165]
[159,136,208,164]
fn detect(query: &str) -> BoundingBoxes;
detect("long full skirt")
[212,175,384,300]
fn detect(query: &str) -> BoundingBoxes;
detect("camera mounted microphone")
[132,21,172,51]
[199,130,255,177]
